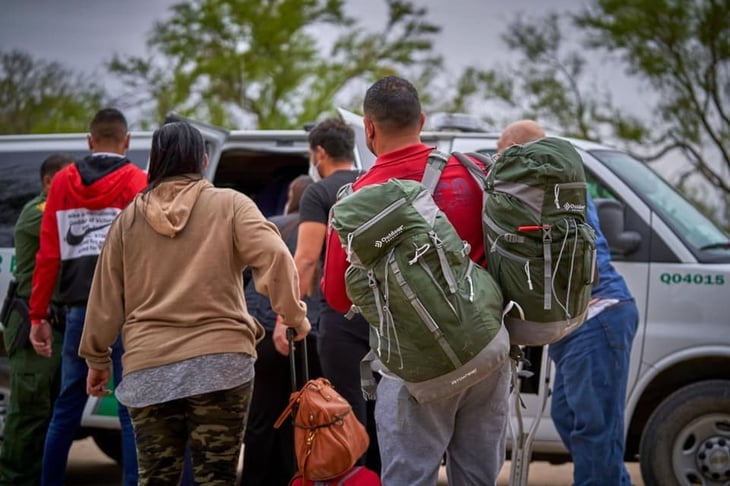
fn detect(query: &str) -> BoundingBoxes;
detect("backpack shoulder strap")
[452,152,490,189]
[421,150,450,194]
[465,151,495,172]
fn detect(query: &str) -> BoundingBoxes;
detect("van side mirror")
[595,198,642,257]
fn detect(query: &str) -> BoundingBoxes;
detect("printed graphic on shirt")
[56,208,120,260]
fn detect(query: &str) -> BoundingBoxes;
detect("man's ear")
[363,117,375,139]
[87,134,94,151]
[419,112,425,131]
[123,133,130,151]
[315,144,327,162]
[41,174,53,194]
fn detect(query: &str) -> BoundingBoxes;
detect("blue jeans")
[41,305,138,486]
[548,299,639,486]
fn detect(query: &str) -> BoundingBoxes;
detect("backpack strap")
[465,151,495,172]
[421,150,450,194]
[452,151,490,189]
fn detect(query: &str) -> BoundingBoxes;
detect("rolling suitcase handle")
[286,327,309,394]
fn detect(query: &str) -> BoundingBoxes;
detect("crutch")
[509,344,553,486]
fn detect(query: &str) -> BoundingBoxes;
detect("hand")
[273,316,311,356]
[29,320,53,358]
[273,317,290,356]
[86,367,112,397]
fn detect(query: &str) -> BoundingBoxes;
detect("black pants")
[317,306,381,474]
[242,330,322,486]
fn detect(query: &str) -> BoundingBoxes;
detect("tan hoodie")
[80,175,309,375]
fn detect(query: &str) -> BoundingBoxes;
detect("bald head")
[497,120,546,153]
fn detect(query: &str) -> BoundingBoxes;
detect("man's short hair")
[307,118,355,161]
[89,108,128,143]
[363,76,422,132]
[40,153,73,180]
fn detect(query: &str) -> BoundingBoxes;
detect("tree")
[441,13,645,143]
[109,0,442,129]
[0,50,106,134]
[576,0,730,199]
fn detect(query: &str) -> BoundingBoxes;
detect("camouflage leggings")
[128,381,253,485]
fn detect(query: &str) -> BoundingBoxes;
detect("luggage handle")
[286,327,309,393]
[274,328,312,430]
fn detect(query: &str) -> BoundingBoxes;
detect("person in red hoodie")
[322,77,510,485]
[29,108,146,486]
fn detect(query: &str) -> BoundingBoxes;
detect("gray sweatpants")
[375,359,510,485]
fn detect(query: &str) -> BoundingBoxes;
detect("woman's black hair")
[146,121,206,190]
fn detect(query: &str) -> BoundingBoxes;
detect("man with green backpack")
[322,76,511,485]
[498,120,639,486]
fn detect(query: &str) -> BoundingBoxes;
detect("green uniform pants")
[0,309,62,486]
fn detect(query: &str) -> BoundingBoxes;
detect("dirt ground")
[68,436,645,485]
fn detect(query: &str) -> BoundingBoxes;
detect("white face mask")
[308,160,322,183]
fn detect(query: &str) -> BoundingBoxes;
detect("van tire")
[91,430,123,464]
[639,380,730,486]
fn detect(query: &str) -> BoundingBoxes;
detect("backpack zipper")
[348,197,408,240]
[487,234,534,291]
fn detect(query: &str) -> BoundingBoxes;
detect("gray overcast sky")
[0,0,587,72]
[0,0,647,121]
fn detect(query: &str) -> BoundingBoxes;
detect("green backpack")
[330,150,509,403]
[485,137,596,345]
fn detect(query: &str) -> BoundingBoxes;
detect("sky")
[0,0,649,124]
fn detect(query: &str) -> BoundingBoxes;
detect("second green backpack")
[485,137,596,345]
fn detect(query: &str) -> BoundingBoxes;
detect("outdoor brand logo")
[374,225,405,248]
[563,202,586,212]
[451,367,477,386]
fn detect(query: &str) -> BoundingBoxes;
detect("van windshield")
[589,150,730,259]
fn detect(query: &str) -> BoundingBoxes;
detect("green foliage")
[577,0,730,196]
[109,0,441,129]
[443,13,646,143]
[0,50,106,134]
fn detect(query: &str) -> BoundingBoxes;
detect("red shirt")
[322,143,486,313]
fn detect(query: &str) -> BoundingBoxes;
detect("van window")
[590,150,730,261]
[0,149,149,248]
[212,149,308,218]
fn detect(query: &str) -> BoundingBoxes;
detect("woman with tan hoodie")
[79,121,311,485]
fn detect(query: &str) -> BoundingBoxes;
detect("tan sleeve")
[233,195,309,333]
[79,216,126,370]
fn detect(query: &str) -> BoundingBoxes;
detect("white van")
[1,113,728,485]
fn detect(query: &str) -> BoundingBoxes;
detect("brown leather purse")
[274,331,369,481]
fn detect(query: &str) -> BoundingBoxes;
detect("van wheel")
[639,380,730,486]
[91,430,123,464]
[0,358,9,442]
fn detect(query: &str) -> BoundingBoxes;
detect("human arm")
[321,225,352,312]
[29,174,65,322]
[79,220,126,370]
[293,221,327,297]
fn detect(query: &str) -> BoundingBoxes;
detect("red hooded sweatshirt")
[30,155,147,320]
